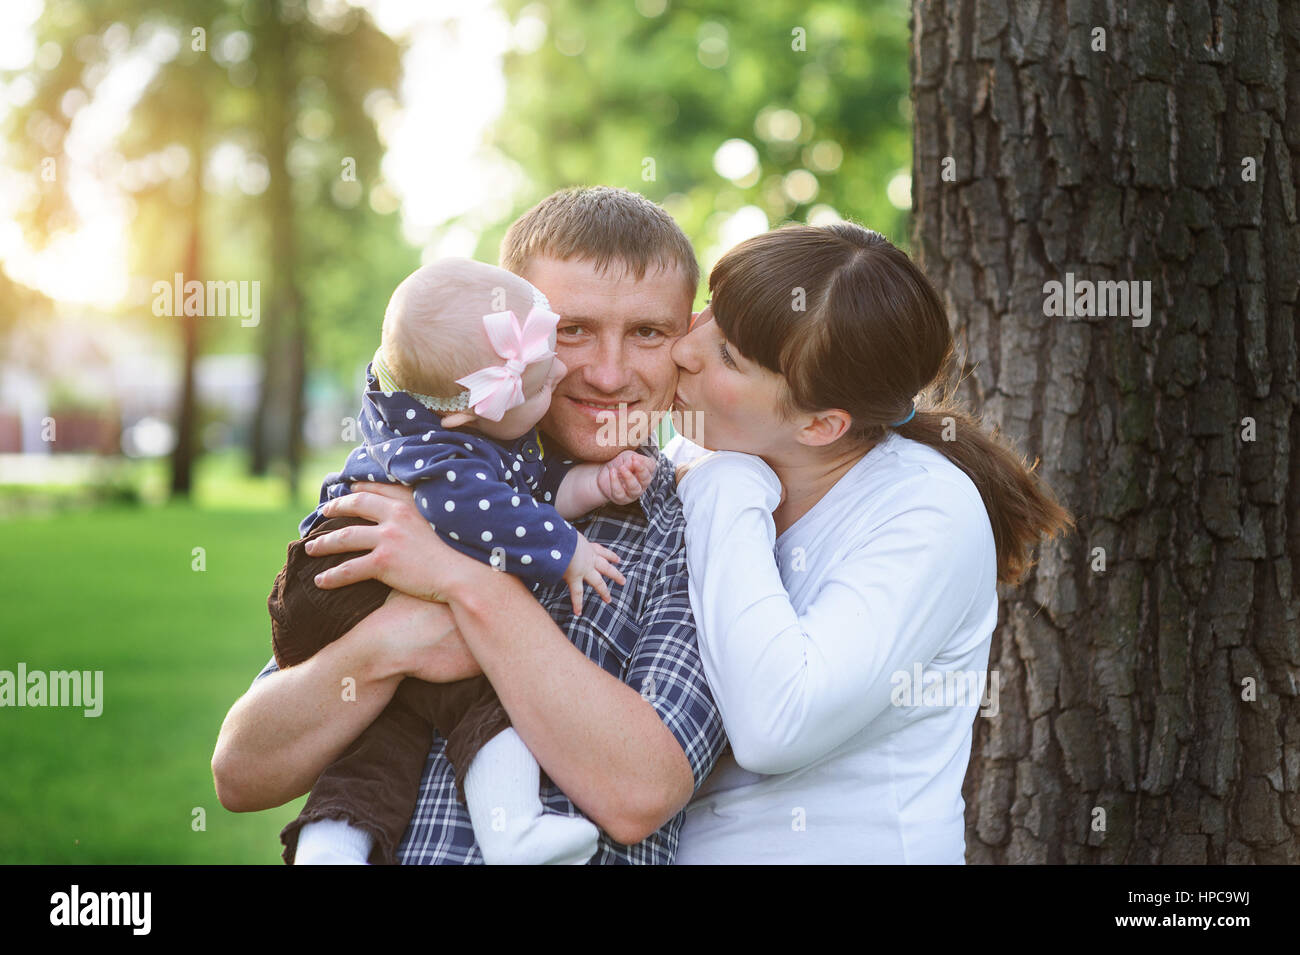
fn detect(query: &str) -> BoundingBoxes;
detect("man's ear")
[438,411,477,429]
[797,409,851,447]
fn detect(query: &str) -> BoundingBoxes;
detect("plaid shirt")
[253,436,727,864]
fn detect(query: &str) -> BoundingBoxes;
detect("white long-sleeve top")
[664,432,998,864]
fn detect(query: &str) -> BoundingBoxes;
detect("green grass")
[0,454,350,863]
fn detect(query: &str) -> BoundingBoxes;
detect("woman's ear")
[438,411,477,429]
[797,409,852,447]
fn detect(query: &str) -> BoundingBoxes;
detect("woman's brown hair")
[709,222,1072,586]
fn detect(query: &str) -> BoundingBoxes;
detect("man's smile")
[566,396,641,415]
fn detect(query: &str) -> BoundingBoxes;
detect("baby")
[268,258,657,865]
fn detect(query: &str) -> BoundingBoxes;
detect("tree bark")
[911,0,1300,862]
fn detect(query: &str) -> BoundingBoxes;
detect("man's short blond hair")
[501,186,699,293]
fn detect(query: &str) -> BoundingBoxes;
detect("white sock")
[464,728,600,865]
[294,818,373,865]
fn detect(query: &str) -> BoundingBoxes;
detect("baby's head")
[378,258,566,441]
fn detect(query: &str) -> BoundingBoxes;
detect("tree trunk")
[270,10,305,501]
[911,0,1300,862]
[169,131,205,498]
[247,301,283,477]
[248,1,301,484]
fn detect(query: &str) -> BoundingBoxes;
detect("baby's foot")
[465,727,600,865]
[476,812,599,866]
[294,818,372,865]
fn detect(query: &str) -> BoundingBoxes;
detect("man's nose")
[670,325,700,372]
[583,337,630,392]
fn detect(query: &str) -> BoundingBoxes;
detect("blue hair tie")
[890,402,916,427]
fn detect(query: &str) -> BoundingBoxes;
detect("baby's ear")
[438,411,477,429]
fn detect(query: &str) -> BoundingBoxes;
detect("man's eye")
[558,325,583,336]
[634,327,663,339]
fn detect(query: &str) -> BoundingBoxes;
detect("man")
[211,186,726,864]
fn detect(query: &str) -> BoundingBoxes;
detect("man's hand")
[212,587,484,813]
[306,482,474,601]
[379,590,483,682]
[596,450,656,505]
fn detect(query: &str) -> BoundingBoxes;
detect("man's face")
[522,255,695,462]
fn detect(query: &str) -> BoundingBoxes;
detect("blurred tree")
[119,4,228,496]
[242,0,408,497]
[4,0,409,498]
[8,2,238,494]
[476,0,912,279]
[913,0,1300,862]
[0,269,51,341]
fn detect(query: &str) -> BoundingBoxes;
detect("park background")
[0,0,911,863]
[3,0,1297,864]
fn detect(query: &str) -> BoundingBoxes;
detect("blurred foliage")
[3,0,911,436]
[476,0,913,282]
[2,0,418,423]
[0,269,49,338]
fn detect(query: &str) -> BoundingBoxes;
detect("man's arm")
[293,481,724,845]
[442,561,698,846]
[211,592,475,812]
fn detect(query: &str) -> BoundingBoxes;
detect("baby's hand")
[562,532,626,615]
[596,450,656,505]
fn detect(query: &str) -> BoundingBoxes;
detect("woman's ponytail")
[894,377,1072,585]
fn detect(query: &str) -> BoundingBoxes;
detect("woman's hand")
[305,481,479,602]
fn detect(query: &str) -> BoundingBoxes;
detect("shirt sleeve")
[251,656,279,687]
[533,454,576,506]
[675,450,992,777]
[660,434,711,468]
[622,546,728,792]
[410,450,579,591]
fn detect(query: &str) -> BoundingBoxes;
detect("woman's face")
[669,306,801,456]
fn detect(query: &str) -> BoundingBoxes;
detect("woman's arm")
[676,451,994,776]
[304,483,698,845]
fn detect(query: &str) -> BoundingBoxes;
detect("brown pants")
[268,516,511,865]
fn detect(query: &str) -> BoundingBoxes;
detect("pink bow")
[455,306,561,421]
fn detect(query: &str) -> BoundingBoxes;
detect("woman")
[666,222,1070,863]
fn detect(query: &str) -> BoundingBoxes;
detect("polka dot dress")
[300,363,580,590]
